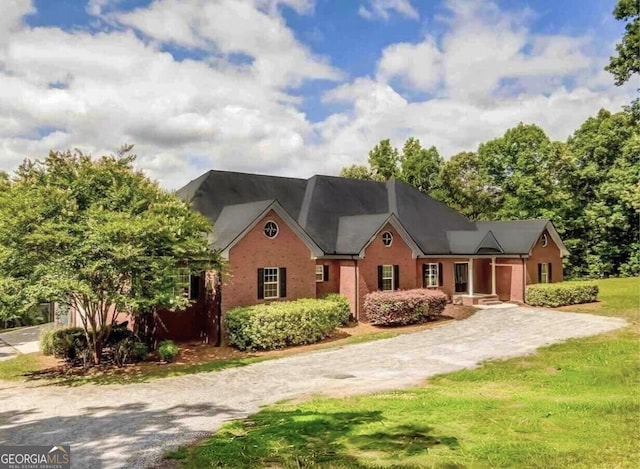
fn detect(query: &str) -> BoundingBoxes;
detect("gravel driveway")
[0,307,626,469]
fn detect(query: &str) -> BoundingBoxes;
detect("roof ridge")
[297,175,317,228]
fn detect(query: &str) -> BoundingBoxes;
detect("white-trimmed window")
[381,264,394,291]
[541,233,548,247]
[263,220,279,239]
[382,231,393,247]
[316,265,324,282]
[263,267,280,299]
[173,268,200,300]
[424,263,439,287]
[540,263,549,284]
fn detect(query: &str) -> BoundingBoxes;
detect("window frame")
[424,263,439,288]
[381,231,393,247]
[541,233,548,247]
[263,267,280,299]
[174,268,191,298]
[263,220,279,239]
[540,262,550,284]
[381,264,394,291]
[315,265,325,282]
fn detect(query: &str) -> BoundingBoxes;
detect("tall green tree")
[431,151,496,220]
[340,164,373,180]
[399,138,443,194]
[565,108,639,278]
[368,139,400,181]
[606,0,640,85]
[0,147,221,363]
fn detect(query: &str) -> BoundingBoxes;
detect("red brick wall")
[495,258,525,302]
[222,210,316,313]
[358,224,417,319]
[526,229,563,284]
[339,260,357,316]
[315,260,341,297]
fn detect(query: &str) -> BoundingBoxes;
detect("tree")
[606,0,640,85]
[431,151,497,220]
[340,164,373,180]
[0,147,221,364]
[399,138,443,194]
[368,139,400,181]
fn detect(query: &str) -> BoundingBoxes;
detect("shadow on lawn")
[0,402,244,469]
[175,408,460,468]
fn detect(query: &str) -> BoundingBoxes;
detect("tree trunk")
[133,309,158,350]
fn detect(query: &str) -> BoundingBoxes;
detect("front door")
[454,263,468,293]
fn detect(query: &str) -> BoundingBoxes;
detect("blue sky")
[0,0,633,188]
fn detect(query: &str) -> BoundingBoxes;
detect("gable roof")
[178,170,568,258]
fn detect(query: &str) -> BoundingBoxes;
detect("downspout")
[522,257,526,304]
[354,259,359,322]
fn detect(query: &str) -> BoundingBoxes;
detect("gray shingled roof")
[177,170,564,257]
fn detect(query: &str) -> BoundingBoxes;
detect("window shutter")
[323,265,329,282]
[377,265,383,290]
[393,265,400,290]
[279,267,287,298]
[548,263,553,283]
[189,273,200,300]
[257,268,264,299]
[422,264,427,288]
[438,263,443,287]
[537,263,542,283]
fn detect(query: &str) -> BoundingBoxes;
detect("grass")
[166,277,640,468]
[0,353,42,380]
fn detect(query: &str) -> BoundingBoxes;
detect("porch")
[450,257,516,305]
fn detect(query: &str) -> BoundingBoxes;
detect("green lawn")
[167,277,640,468]
[0,353,42,380]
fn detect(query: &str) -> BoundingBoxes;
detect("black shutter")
[438,262,443,287]
[422,264,427,288]
[257,268,264,299]
[378,265,383,290]
[548,263,553,283]
[393,265,400,290]
[189,273,200,300]
[537,263,542,283]
[323,265,329,282]
[279,267,287,298]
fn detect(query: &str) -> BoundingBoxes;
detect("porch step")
[477,295,501,305]
[480,300,503,306]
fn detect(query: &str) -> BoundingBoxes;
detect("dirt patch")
[442,304,477,321]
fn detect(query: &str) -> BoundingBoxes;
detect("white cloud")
[358,0,419,21]
[377,38,442,92]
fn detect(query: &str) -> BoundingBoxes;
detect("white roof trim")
[357,214,422,259]
[529,221,569,257]
[220,200,324,259]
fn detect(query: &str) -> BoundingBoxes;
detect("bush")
[111,338,148,367]
[105,322,135,347]
[226,297,351,351]
[526,282,599,307]
[41,327,89,364]
[363,289,447,326]
[323,294,352,324]
[158,340,180,363]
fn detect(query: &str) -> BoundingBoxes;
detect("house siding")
[526,229,563,284]
[315,260,341,298]
[222,210,316,314]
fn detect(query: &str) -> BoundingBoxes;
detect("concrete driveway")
[0,323,53,361]
[0,307,626,469]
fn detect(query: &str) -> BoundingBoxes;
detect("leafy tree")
[399,138,443,194]
[431,151,496,220]
[606,0,640,85]
[368,139,400,181]
[0,147,220,363]
[340,164,373,180]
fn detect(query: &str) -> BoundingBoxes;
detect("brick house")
[177,170,569,323]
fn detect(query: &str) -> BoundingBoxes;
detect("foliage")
[39,328,57,356]
[363,289,447,326]
[41,327,91,365]
[368,139,400,181]
[399,138,442,193]
[606,0,640,85]
[167,278,639,469]
[339,164,373,180]
[158,340,180,363]
[226,298,350,351]
[111,338,148,367]
[526,282,599,307]
[322,293,352,324]
[0,146,221,364]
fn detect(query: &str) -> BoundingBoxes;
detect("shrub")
[323,294,352,325]
[226,297,351,351]
[105,322,135,347]
[41,327,89,363]
[363,289,448,326]
[111,338,148,367]
[526,282,599,307]
[158,340,180,363]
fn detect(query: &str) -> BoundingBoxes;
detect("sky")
[0,0,635,189]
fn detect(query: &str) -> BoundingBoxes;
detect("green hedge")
[226,296,351,351]
[526,282,599,307]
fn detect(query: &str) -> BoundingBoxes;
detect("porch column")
[491,256,497,296]
[468,258,474,296]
